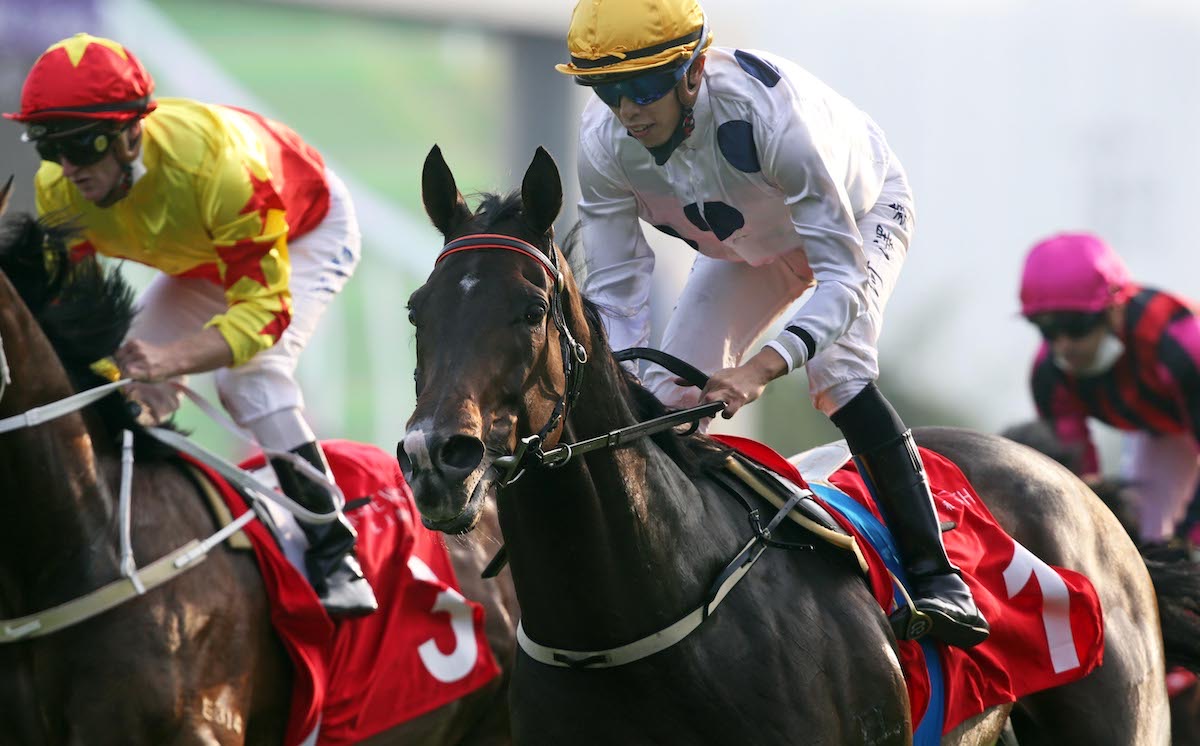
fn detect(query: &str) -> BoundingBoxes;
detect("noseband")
[436,233,588,475]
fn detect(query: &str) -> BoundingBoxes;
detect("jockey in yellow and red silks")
[6,33,377,618]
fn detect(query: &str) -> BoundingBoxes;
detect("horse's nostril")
[397,444,415,481]
[440,435,485,474]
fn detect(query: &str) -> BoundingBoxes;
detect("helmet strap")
[96,123,144,208]
[94,163,134,208]
[646,89,698,166]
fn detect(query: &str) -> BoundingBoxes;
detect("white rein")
[0,350,347,641]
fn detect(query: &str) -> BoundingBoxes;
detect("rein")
[0,360,344,641]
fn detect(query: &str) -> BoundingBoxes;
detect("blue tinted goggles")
[589,65,689,107]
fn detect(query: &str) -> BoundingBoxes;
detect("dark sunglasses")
[590,64,691,108]
[582,19,710,108]
[1028,312,1107,341]
[33,127,117,167]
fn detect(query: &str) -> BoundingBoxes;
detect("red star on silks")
[240,168,286,223]
[257,303,292,342]
[215,236,272,288]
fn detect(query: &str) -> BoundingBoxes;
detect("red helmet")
[4,34,157,124]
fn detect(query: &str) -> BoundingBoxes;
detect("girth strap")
[0,540,207,643]
[516,457,812,669]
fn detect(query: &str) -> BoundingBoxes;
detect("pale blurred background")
[1,0,1197,465]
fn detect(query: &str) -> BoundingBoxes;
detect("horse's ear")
[422,145,470,237]
[0,175,12,217]
[521,146,562,237]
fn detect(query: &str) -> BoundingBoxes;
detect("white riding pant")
[1120,430,1200,543]
[126,168,361,450]
[644,159,915,417]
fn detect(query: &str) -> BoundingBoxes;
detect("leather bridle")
[435,233,588,480]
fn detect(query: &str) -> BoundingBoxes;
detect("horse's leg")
[917,429,1170,746]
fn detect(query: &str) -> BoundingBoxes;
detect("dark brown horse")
[0,185,516,745]
[1003,419,1200,745]
[401,146,1182,745]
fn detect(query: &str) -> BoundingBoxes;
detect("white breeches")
[1120,430,1200,543]
[126,168,361,448]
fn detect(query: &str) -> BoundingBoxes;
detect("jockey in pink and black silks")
[5,34,377,617]
[1022,232,1200,546]
[557,0,990,647]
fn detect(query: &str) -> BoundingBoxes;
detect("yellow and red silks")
[35,97,331,366]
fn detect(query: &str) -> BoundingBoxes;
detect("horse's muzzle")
[398,426,490,532]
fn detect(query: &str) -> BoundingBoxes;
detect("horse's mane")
[559,220,729,476]
[0,214,134,382]
[0,213,157,442]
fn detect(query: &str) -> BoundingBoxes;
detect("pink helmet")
[1019,232,1136,316]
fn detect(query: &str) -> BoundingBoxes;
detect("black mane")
[559,221,728,476]
[0,213,134,390]
[0,213,164,448]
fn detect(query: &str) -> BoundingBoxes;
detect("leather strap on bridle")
[436,233,587,471]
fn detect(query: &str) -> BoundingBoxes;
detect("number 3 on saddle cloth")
[712,435,1105,743]
[183,439,500,746]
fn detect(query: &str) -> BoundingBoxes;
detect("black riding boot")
[831,384,989,648]
[270,441,379,618]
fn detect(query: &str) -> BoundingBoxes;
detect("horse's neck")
[501,357,735,648]
[0,304,117,603]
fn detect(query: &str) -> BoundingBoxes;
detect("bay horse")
[0,182,516,745]
[401,146,1182,745]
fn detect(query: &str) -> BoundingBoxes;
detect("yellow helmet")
[555,0,713,79]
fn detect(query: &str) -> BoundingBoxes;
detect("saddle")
[707,443,870,574]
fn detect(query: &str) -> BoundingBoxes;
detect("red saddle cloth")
[713,435,1105,735]
[184,439,500,746]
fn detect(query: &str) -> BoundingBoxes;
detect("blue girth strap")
[807,479,946,745]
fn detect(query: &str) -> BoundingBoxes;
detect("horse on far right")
[1003,419,1200,745]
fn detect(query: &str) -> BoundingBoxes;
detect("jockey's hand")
[699,347,789,419]
[126,381,184,425]
[114,329,235,382]
[114,339,176,382]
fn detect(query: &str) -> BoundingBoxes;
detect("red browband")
[437,233,563,291]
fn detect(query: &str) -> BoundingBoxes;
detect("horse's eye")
[524,303,547,326]
[407,310,417,327]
